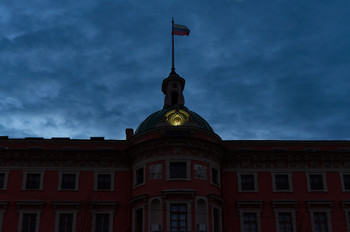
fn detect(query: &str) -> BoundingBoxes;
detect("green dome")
[135,106,214,135]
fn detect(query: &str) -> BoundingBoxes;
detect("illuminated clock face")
[165,110,190,126]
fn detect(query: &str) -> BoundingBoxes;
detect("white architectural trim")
[17,211,41,232]
[166,160,191,181]
[340,172,350,192]
[94,172,115,191]
[306,173,328,192]
[210,165,221,187]
[148,197,163,232]
[309,209,332,232]
[271,172,293,192]
[134,166,145,188]
[91,210,114,232]
[58,171,80,191]
[22,170,44,190]
[54,210,78,232]
[0,170,9,190]
[133,207,145,232]
[237,172,258,192]
[195,196,209,231]
[166,201,192,231]
[212,204,222,232]
[274,209,297,232]
[239,209,261,232]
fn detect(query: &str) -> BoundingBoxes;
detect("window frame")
[211,166,220,186]
[0,170,9,190]
[166,160,190,181]
[94,172,114,191]
[237,173,258,192]
[54,210,77,232]
[310,210,332,232]
[306,173,328,192]
[134,166,145,187]
[274,210,296,232]
[18,211,41,232]
[272,173,293,192]
[239,210,261,232]
[92,210,113,232]
[58,172,80,191]
[340,172,350,192]
[22,171,44,191]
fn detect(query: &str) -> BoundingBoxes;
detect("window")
[346,211,350,232]
[238,174,257,192]
[312,211,331,232]
[58,213,73,232]
[307,174,327,191]
[95,213,110,232]
[170,204,187,231]
[96,174,113,190]
[277,212,294,232]
[59,173,79,190]
[168,162,188,179]
[25,173,42,190]
[242,212,258,232]
[213,207,221,232]
[135,167,145,186]
[19,212,40,232]
[0,171,8,190]
[134,208,143,232]
[211,167,220,186]
[341,174,350,191]
[273,174,292,192]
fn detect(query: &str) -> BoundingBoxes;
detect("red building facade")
[0,70,350,232]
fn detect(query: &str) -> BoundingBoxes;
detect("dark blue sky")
[1,0,350,140]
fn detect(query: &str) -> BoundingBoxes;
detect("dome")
[134,106,214,135]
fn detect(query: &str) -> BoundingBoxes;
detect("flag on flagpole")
[172,24,190,36]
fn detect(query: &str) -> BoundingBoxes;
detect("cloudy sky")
[1,0,350,140]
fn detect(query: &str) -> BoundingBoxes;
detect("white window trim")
[58,172,80,191]
[148,197,163,232]
[306,173,328,192]
[212,205,222,232]
[17,211,41,232]
[22,171,44,190]
[210,166,221,187]
[272,173,293,192]
[166,201,192,231]
[274,209,297,232]
[134,166,145,188]
[94,172,115,191]
[340,172,350,192]
[0,170,9,190]
[54,210,77,232]
[91,210,114,232]
[239,210,261,232]
[237,173,258,192]
[309,209,332,232]
[166,160,191,181]
[133,207,145,232]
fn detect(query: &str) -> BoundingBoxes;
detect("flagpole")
[171,17,175,73]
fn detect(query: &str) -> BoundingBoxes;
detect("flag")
[172,24,190,36]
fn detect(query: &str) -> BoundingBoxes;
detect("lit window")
[239,174,257,191]
[169,162,187,179]
[97,174,111,190]
[95,213,110,232]
[277,212,294,232]
[170,204,187,231]
[312,212,330,232]
[243,212,258,232]
[58,213,74,232]
[135,167,144,186]
[308,174,327,191]
[25,173,41,190]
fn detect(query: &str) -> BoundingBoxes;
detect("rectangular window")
[275,175,290,190]
[313,212,329,232]
[211,168,220,185]
[169,162,187,179]
[58,213,73,232]
[277,212,293,232]
[213,207,221,232]
[0,173,5,189]
[243,212,257,232]
[26,173,41,190]
[240,174,256,191]
[97,174,111,190]
[60,173,77,190]
[95,213,110,232]
[135,167,144,186]
[135,208,143,232]
[22,213,37,232]
[170,204,187,231]
[308,174,326,191]
[342,174,350,191]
